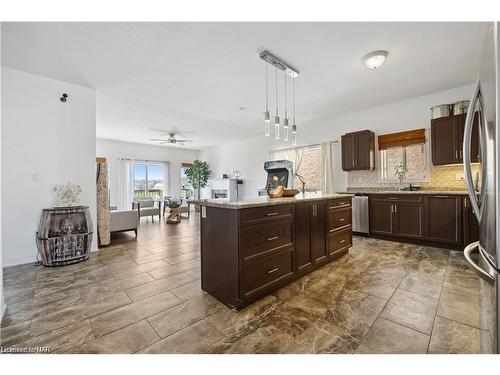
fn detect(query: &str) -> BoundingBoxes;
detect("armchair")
[132,198,161,222]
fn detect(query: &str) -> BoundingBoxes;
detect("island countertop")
[190,193,353,209]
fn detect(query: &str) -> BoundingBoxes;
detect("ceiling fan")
[149,133,194,146]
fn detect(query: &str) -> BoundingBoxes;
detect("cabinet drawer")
[327,206,352,232]
[239,219,294,262]
[328,228,352,256]
[370,194,422,203]
[239,204,294,227]
[327,197,352,210]
[241,249,294,298]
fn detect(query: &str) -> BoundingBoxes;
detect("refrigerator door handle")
[463,79,487,222]
[464,242,495,285]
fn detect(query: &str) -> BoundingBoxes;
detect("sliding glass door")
[133,162,166,199]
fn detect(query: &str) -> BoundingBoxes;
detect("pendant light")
[292,77,297,146]
[274,66,280,140]
[263,62,270,136]
[283,71,289,142]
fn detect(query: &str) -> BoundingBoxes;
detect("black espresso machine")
[258,160,294,196]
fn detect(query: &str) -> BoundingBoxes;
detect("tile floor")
[0,214,492,354]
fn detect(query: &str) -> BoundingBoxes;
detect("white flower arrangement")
[54,182,82,207]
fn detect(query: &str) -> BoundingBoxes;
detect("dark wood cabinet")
[423,195,462,245]
[463,196,480,245]
[201,197,352,310]
[369,200,394,236]
[295,201,327,272]
[394,202,423,239]
[431,113,480,165]
[369,195,423,239]
[341,130,375,171]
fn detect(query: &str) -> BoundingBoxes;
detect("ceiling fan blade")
[175,139,193,143]
[149,138,168,142]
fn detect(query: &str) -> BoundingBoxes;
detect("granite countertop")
[192,193,353,209]
[339,188,470,195]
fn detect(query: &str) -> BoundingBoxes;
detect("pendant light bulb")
[283,71,289,141]
[292,124,297,146]
[264,63,270,136]
[274,66,280,140]
[291,77,297,145]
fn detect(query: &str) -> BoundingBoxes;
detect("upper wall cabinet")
[431,113,480,165]
[341,130,375,171]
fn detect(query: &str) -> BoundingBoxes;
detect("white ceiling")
[1,22,490,149]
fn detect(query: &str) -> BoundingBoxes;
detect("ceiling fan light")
[362,50,388,70]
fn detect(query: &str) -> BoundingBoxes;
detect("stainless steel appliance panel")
[352,195,369,234]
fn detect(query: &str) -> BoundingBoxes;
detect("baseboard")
[3,254,38,267]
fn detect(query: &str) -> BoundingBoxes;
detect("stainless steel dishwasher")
[352,194,369,235]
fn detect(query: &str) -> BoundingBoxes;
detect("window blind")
[377,128,426,150]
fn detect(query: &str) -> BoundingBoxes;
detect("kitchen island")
[197,193,353,310]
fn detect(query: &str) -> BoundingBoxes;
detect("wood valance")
[377,128,426,150]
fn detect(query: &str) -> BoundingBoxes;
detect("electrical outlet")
[32,172,40,182]
[456,173,465,181]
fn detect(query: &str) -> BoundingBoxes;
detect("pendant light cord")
[265,63,269,112]
[284,71,287,118]
[275,66,278,116]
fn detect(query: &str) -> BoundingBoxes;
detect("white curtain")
[320,141,335,194]
[117,159,133,210]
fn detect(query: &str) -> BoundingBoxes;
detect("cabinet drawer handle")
[267,267,279,274]
[266,212,278,216]
[339,218,346,222]
[266,236,279,241]
[339,239,346,244]
[434,195,450,198]
[389,197,398,200]
[329,229,335,233]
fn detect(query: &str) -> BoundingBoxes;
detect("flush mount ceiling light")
[259,50,300,143]
[362,50,388,70]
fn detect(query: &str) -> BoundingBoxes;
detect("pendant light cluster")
[260,50,300,146]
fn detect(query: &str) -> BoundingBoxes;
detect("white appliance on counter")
[462,22,498,354]
[209,179,239,200]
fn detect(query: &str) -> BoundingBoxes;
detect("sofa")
[110,209,139,236]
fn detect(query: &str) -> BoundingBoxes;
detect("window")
[269,144,321,192]
[295,145,321,191]
[380,144,428,182]
[133,162,166,199]
[180,163,193,199]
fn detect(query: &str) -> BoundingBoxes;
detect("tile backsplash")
[348,163,480,191]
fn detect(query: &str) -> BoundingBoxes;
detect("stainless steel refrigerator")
[463,22,499,354]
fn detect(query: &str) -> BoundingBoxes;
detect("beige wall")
[348,159,480,191]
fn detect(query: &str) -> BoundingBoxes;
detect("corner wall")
[1,67,97,267]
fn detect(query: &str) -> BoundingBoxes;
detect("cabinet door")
[431,116,458,165]
[369,201,393,236]
[424,195,462,244]
[311,202,327,264]
[295,203,313,273]
[463,196,479,245]
[341,134,355,171]
[355,131,373,169]
[456,113,480,163]
[394,202,423,239]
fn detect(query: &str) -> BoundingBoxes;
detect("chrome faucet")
[295,173,307,195]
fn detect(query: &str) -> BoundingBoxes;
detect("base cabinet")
[423,195,462,245]
[201,197,352,310]
[368,193,473,249]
